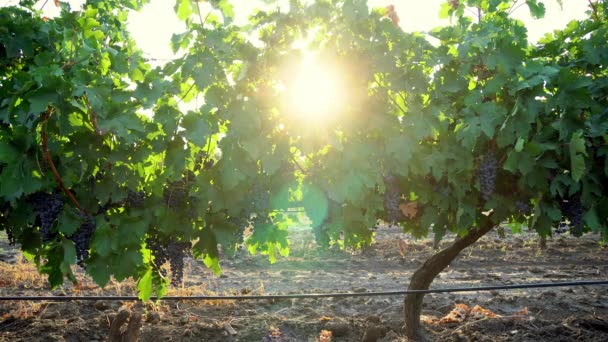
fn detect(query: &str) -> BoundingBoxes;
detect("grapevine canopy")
[0,0,606,301]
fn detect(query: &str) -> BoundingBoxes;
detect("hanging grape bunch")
[515,200,532,215]
[163,171,195,210]
[383,173,402,223]
[555,221,569,235]
[250,180,271,225]
[477,151,497,201]
[0,202,15,245]
[194,151,214,172]
[167,240,191,286]
[559,195,584,237]
[28,191,64,242]
[70,214,96,268]
[228,210,251,242]
[126,189,145,208]
[146,233,169,277]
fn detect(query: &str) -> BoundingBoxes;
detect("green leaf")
[28,91,57,114]
[570,155,585,183]
[438,2,452,19]
[526,0,546,19]
[175,0,193,21]
[60,239,77,282]
[0,162,24,200]
[203,253,221,275]
[137,268,154,301]
[215,0,235,23]
[569,131,586,182]
[0,141,19,163]
[91,221,113,256]
[515,138,525,152]
[57,209,82,236]
[41,248,64,288]
[181,112,210,147]
[220,161,246,191]
[583,207,601,232]
[113,250,141,281]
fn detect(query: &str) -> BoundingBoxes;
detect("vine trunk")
[403,220,495,340]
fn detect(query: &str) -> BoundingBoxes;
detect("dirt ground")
[1,224,607,342]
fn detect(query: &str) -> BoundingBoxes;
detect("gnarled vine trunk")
[404,220,495,340]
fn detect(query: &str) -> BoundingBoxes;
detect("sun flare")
[285,56,346,122]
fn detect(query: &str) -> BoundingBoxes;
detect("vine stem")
[40,110,87,214]
[588,0,599,21]
[39,0,50,11]
[290,155,307,175]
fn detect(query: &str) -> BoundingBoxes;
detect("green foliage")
[0,0,607,299]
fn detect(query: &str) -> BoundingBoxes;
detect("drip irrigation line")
[0,280,607,302]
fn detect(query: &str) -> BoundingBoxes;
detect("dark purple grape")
[28,192,64,243]
[203,159,215,170]
[163,171,197,210]
[70,214,96,268]
[147,234,169,277]
[515,200,532,215]
[0,202,14,245]
[146,234,190,286]
[250,181,270,215]
[477,151,497,201]
[167,241,190,286]
[555,221,569,235]
[228,211,250,242]
[560,195,584,237]
[383,173,402,223]
[127,189,145,208]
[163,180,188,210]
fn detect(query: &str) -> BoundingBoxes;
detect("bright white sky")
[4,0,591,59]
[127,0,591,60]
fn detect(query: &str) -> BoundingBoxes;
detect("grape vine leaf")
[137,268,154,301]
[569,130,587,182]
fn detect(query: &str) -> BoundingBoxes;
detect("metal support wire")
[0,280,606,301]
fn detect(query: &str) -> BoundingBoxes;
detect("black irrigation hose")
[0,280,607,302]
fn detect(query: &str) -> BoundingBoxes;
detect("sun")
[284,55,346,122]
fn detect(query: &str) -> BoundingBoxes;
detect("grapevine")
[0,2,605,337]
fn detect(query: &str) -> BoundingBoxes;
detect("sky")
[3,0,592,60]
[126,0,591,60]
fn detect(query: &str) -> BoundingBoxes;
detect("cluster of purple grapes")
[383,173,402,223]
[559,195,584,237]
[554,221,569,235]
[146,233,191,286]
[126,189,145,208]
[477,151,497,201]
[515,200,532,215]
[147,234,169,277]
[163,171,195,210]
[70,214,96,268]
[228,210,250,242]
[167,240,190,286]
[194,152,214,171]
[0,202,15,245]
[250,181,270,217]
[28,192,64,242]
